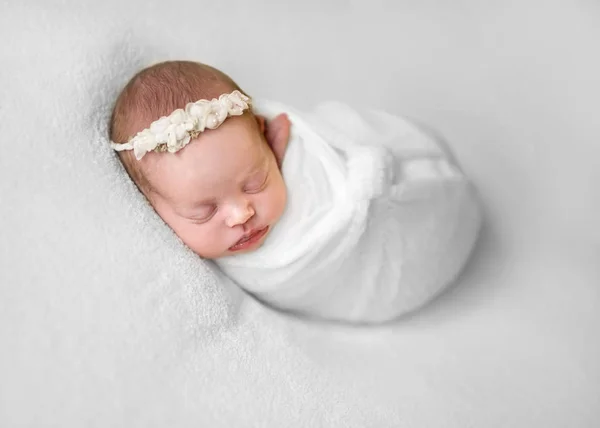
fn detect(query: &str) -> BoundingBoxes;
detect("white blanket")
[217,101,481,322]
[1,1,599,427]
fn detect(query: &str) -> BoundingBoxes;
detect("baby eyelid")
[193,204,217,223]
[244,172,268,193]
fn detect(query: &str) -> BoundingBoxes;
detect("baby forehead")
[191,118,263,157]
[151,127,266,178]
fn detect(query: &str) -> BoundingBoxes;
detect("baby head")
[109,61,290,259]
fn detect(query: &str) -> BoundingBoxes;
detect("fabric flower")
[208,99,228,128]
[228,91,250,114]
[149,116,171,144]
[132,129,158,160]
[186,101,210,132]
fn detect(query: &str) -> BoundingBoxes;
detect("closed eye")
[244,172,268,194]
[189,204,217,224]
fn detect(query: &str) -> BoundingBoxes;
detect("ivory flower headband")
[111,90,252,160]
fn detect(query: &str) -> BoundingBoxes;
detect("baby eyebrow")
[246,156,269,176]
[245,165,267,180]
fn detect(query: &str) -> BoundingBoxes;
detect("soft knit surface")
[1,1,599,426]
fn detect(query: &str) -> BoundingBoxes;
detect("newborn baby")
[110,60,481,323]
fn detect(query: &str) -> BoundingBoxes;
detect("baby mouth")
[228,226,270,252]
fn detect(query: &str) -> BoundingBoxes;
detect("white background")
[0,0,598,426]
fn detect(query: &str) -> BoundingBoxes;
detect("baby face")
[145,115,287,259]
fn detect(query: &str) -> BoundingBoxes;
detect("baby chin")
[223,225,271,256]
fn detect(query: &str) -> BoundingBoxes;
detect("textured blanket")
[218,101,481,322]
[1,1,598,427]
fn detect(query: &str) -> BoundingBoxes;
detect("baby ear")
[258,113,291,168]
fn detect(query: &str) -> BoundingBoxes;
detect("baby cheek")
[263,179,287,222]
[172,221,200,248]
[181,223,226,259]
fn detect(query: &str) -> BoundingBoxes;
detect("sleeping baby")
[109,60,481,323]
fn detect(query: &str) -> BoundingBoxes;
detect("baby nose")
[225,201,255,228]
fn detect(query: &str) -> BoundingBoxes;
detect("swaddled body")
[110,61,481,324]
[217,100,482,323]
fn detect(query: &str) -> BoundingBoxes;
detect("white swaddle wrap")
[216,100,482,323]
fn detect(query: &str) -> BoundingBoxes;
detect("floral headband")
[111,90,252,160]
